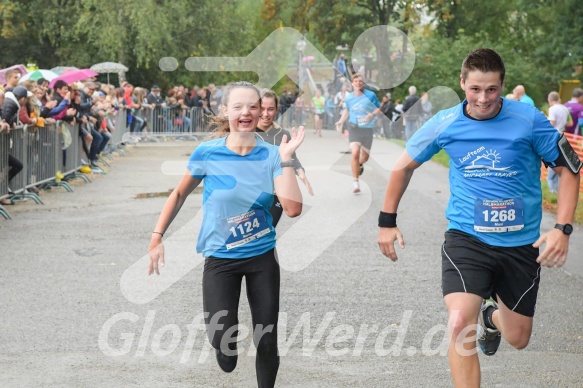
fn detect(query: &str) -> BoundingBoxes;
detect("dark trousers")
[8,154,23,182]
[203,249,280,388]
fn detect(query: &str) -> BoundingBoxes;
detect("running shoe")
[477,298,501,356]
[353,180,361,193]
[359,164,364,176]
[215,349,237,373]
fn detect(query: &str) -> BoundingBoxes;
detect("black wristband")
[378,212,397,228]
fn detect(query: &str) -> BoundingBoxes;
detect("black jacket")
[1,93,21,127]
[403,94,421,118]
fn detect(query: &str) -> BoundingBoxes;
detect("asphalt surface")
[1,130,582,387]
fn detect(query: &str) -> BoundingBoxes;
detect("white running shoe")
[352,180,361,193]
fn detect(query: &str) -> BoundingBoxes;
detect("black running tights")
[203,248,280,388]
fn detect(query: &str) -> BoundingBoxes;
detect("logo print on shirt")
[460,148,517,178]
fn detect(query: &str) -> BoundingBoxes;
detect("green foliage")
[0,0,581,102]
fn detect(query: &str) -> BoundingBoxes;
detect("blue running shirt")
[345,89,381,128]
[188,137,283,258]
[406,98,560,247]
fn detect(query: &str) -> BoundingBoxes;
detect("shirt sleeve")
[532,109,560,163]
[406,114,442,163]
[187,144,207,179]
[272,149,283,180]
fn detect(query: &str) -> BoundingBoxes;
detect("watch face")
[564,224,573,235]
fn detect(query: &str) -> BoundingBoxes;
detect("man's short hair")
[6,69,21,80]
[548,91,560,102]
[408,85,417,95]
[461,48,505,84]
[351,74,363,81]
[36,78,48,86]
[572,88,583,98]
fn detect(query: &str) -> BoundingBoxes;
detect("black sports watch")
[554,223,573,236]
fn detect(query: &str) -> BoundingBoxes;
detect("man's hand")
[0,121,10,133]
[378,227,405,262]
[533,229,569,267]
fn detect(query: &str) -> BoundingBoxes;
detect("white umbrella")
[90,62,129,84]
[19,69,59,83]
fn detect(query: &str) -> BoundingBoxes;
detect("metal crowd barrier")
[136,106,208,139]
[110,108,128,147]
[0,129,12,219]
[0,107,138,220]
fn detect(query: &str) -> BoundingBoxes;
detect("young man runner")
[335,74,381,193]
[377,48,581,387]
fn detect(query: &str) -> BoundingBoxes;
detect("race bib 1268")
[474,197,524,233]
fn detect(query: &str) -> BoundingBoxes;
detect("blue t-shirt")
[520,94,535,106]
[345,89,380,128]
[406,98,560,247]
[187,137,283,258]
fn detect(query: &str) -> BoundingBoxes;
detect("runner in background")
[257,89,314,227]
[335,74,381,193]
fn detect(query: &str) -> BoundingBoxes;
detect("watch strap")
[281,160,295,168]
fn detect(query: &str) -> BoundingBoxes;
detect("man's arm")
[533,165,580,267]
[378,150,423,261]
[335,108,349,131]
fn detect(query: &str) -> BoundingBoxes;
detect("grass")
[388,138,582,224]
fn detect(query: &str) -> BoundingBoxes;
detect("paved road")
[1,131,582,387]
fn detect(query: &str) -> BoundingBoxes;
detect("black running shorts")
[441,229,541,317]
[347,125,373,151]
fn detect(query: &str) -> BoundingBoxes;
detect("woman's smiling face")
[223,87,261,132]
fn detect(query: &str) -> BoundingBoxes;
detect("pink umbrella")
[49,68,99,88]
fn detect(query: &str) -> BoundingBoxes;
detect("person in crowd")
[334,84,349,137]
[18,80,40,127]
[402,85,421,141]
[148,81,304,388]
[378,48,581,388]
[292,93,306,128]
[256,88,313,226]
[324,92,336,130]
[123,83,146,136]
[147,85,166,133]
[380,93,395,138]
[513,84,535,106]
[546,91,572,194]
[311,89,325,137]
[3,69,21,92]
[335,74,381,193]
[337,54,348,80]
[564,88,583,137]
[0,86,29,203]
